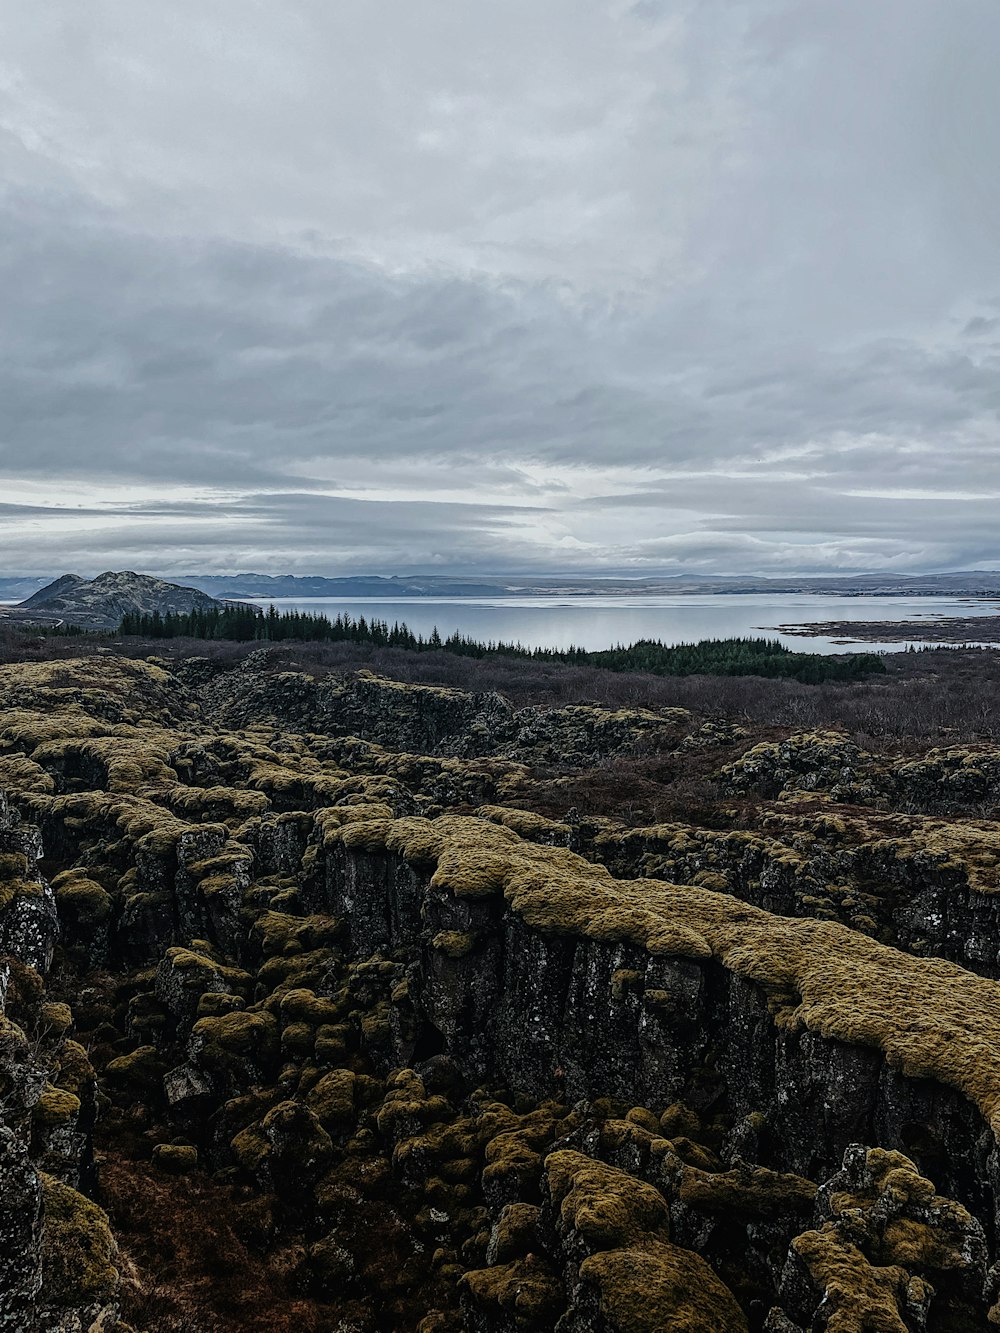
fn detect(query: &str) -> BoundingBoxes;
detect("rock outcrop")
[0,793,118,1330]
[194,652,692,764]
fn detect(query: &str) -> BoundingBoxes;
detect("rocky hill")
[1,648,999,1329]
[9,570,225,630]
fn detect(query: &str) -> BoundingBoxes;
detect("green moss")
[625,1107,661,1135]
[40,1173,119,1308]
[306,1069,359,1130]
[280,1020,315,1055]
[670,1138,721,1173]
[376,1070,451,1138]
[547,1149,670,1248]
[158,946,251,1005]
[823,1147,975,1275]
[196,991,245,1018]
[169,785,270,820]
[258,948,332,992]
[489,1202,541,1262]
[308,1234,355,1287]
[163,946,217,973]
[692,870,729,892]
[790,1227,918,1333]
[579,1241,747,1333]
[0,851,30,879]
[231,1123,270,1172]
[52,871,112,925]
[39,1001,73,1036]
[361,1008,391,1046]
[127,991,169,1038]
[192,1009,278,1070]
[224,1087,281,1134]
[460,1256,564,1323]
[678,1163,816,1216]
[279,988,343,1027]
[251,906,305,955]
[34,1083,82,1129]
[477,805,571,841]
[152,1142,199,1173]
[594,1119,661,1161]
[431,930,477,959]
[104,1044,166,1092]
[314,1023,352,1063]
[232,1100,334,1184]
[0,876,43,912]
[482,1135,543,1196]
[340,813,1000,1140]
[55,1040,95,1098]
[611,969,642,1001]
[0,752,56,794]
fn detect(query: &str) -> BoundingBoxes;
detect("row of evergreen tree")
[118,605,885,683]
[585,638,884,682]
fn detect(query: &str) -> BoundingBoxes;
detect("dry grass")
[99,1156,335,1333]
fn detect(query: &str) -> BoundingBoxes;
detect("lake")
[243,593,1000,655]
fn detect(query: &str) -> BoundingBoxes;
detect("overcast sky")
[1,1,999,576]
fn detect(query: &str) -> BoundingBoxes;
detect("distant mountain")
[0,576,51,603]
[178,571,1000,599]
[180,573,511,598]
[8,571,224,629]
[5,568,1000,615]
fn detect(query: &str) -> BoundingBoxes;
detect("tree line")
[118,605,885,683]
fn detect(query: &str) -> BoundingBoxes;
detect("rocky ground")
[3,646,1000,1329]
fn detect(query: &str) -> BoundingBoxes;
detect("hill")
[9,570,224,629]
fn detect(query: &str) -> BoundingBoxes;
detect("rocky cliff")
[0,652,999,1329]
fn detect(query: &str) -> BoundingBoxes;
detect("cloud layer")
[1,1,999,574]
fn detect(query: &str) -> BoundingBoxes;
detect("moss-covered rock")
[190,1008,279,1084]
[103,1044,167,1096]
[39,1173,119,1311]
[152,1142,199,1173]
[232,1100,334,1195]
[578,1240,747,1333]
[51,871,112,927]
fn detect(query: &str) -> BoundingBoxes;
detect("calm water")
[244,594,1000,655]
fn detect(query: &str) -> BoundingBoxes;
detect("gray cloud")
[963,317,1000,337]
[1,1,999,575]
[0,489,562,575]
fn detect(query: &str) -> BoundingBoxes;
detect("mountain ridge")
[7,570,225,629]
[179,570,1000,598]
[5,568,1000,617]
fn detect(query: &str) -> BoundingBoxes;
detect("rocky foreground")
[4,650,1000,1329]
